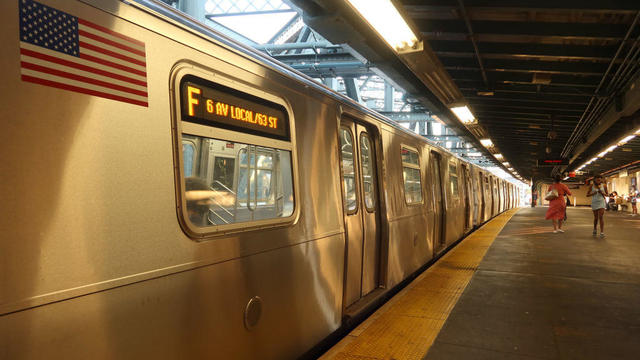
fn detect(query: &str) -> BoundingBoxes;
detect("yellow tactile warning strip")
[320,208,520,360]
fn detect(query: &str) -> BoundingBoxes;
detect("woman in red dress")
[545,175,572,233]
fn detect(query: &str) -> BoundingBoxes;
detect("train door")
[478,171,485,222]
[339,119,381,307]
[461,164,471,230]
[429,151,445,254]
[491,177,496,215]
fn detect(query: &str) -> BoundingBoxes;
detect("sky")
[205,0,297,43]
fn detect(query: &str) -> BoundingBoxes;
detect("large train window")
[340,127,358,214]
[173,73,296,237]
[449,163,459,197]
[401,146,423,204]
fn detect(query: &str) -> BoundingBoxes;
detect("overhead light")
[346,0,419,52]
[502,162,510,166]
[597,145,618,158]
[494,153,504,160]
[468,152,482,157]
[618,135,636,145]
[480,138,493,147]
[450,105,476,124]
[636,128,640,135]
[508,167,514,171]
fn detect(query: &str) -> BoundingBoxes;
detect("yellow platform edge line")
[321,208,520,360]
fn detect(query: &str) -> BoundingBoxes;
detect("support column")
[344,77,362,103]
[384,82,393,111]
[323,78,337,91]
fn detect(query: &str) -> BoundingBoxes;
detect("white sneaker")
[553,230,558,233]
[557,229,565,233]
[600,233,605,238]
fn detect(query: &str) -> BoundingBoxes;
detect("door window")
[340,128,358,213]
[360,133,376,211]
[449,163,459,197]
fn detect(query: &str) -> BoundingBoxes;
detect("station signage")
[537,158,569,167]
[180,76,289,141]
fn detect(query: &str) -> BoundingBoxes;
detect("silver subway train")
[0,0,519,358]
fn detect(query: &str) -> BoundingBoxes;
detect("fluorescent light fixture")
[480,138,493,147]
[618,135,636,145]
[636,128,640,135]
[468,152,482,157]
[346,0,419,52]
[502,162,510,166]
[494,153,504,160]
[597,150,608,158]
[606,145,618,153]
[508,167,514,171]
[450,105,476,124]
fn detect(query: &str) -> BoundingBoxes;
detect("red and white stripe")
[20,19,148,107]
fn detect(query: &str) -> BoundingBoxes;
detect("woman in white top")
[586,175,608,237]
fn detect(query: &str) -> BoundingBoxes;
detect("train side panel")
[381,126,432,287]
[1,0,345,358]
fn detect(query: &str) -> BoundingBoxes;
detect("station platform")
[321,207,640,360]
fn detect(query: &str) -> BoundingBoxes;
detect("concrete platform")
[426,207,640,360]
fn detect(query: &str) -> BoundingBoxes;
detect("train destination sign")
[537,158,569,167]
[180,77,289,141]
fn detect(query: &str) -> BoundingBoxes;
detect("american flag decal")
[19,0,148,107]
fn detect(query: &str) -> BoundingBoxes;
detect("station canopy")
[285,0,640,182]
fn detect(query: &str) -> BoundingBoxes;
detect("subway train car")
[0,0,519,358]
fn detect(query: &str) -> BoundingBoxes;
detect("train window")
[449,163,459,197]
[181,136,294,227]
[360,133,376,211]
[340,128,358,213]
[174,73,296,237]
[401,147,422,204]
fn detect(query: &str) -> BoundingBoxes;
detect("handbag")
[545,187,558,201]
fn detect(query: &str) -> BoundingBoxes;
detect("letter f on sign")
[187,86,202,116]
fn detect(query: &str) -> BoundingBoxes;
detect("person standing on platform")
[587,175,608,237]
[630,186,638,216]
[608,191,618,211]
[545,175,572,233]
